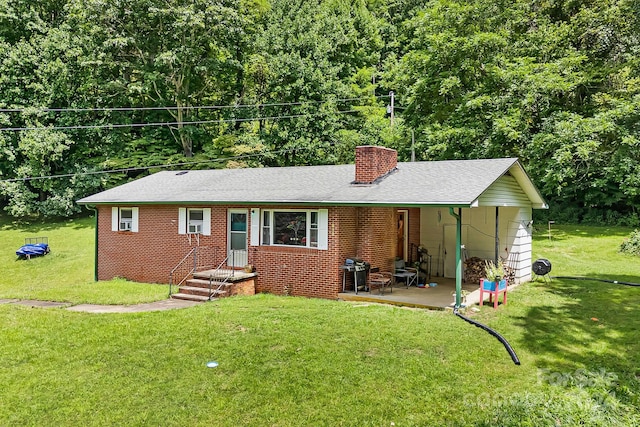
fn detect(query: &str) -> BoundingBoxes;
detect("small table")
[393,269,418,288]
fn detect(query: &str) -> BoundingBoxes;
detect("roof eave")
[508,162,548,209]
[77,200,473,208]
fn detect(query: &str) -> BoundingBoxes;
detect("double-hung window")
[178,208,211,235]
[188,209,204,234]
[119,208,133,231]
[262,210,271,245]
[259,209,327,249]
[111,207,139,232]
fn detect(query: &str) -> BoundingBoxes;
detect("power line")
[0,108,366,132]
[0,95,389,114]
[0,147,306,183]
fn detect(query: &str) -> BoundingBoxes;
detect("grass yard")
[0,215,167,304]
[0,218,639,426]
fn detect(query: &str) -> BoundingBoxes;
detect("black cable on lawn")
[453,308,521,366]
[551,276,640,287]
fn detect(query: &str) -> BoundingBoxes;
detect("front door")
[228,209,248,267]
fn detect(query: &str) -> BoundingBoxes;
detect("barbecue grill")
[343,257,370,293]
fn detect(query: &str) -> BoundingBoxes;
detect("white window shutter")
[131,207,139,232]
[250,208,260,246]
[112,207,119,231]
[202,208,211,236]
[318,209,329,250]
[178,208,186,234]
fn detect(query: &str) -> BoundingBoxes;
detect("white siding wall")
[420,208,448,277]
[420,206,533,283]
[464,207,496,260]
[477,175,532,207]
[501,207,533,283]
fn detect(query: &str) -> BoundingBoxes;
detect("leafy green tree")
[1,0,640,223]
[0,3,100,216]
[387,0,640,222]
[241,0,386,167]
[66,0,264,157]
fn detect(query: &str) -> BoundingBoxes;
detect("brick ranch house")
[77,145,547,301]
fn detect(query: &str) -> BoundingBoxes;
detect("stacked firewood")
[464,257,486,284]
[503,262,516,284]
[464,256,516,284]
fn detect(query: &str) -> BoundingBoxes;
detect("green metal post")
[88,206,98,282]
[449,207,462,308]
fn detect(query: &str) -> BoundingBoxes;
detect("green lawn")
[0,215,167,304]
[0,219,639,426]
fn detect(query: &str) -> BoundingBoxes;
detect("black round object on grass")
[532,259,552,276]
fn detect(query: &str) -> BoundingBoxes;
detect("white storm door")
[228,209,248,267]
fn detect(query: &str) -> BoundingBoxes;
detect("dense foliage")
[1,0,639,222]
[620,229,640,255]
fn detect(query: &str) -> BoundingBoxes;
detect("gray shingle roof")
[77,158,546,208]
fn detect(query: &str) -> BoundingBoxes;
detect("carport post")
[88,205,98,282]
[495,207,499,264]
[449,207,462,308]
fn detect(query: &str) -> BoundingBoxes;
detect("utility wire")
[0,95,389,113]
[0,109,365,132]
[0,147,309,183]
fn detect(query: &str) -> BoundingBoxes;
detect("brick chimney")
[354,145,398,184]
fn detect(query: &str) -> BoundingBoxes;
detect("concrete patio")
[338,277,508,310]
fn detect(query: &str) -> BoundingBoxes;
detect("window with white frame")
[178,207,211,236]
[188,209,204,234]
[262,210,271,245]
[111,207,139,232]
[260,209,326,249]
[119,208,133,231]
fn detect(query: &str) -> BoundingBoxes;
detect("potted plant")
[452,289,470,306]
[482,260,507,292]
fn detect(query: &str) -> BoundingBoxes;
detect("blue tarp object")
[16,243,50,257]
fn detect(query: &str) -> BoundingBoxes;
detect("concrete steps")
[170,293,211,302]
[171,277,231,302]
[170,265,257,303]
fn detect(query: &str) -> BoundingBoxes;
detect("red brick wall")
[248,206,348,299]
[229,279,255,296]
[97,204,399,299]
[356,207,396,272]
[407,207,421,262]
[354,146,398,184]
[97,205,228,284]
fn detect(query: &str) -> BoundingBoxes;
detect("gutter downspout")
[87,206,98,282]
[495,207,499,264]
[449,207,462,308]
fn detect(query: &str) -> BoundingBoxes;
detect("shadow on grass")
[516,277,640,381]
[533,225,632,242]
[0,215,94,233]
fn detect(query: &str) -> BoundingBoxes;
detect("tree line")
[1,0,639,224]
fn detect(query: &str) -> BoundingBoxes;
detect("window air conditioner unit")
[120,221,132,231]
[188,224,202,234]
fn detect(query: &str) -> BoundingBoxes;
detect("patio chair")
[369,271,393,295]
[393,259,418,288]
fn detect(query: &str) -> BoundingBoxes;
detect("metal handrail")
[169,247,198,296]
[206,252,234,300]
[208,273,231,300]
[170,247,244,298]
